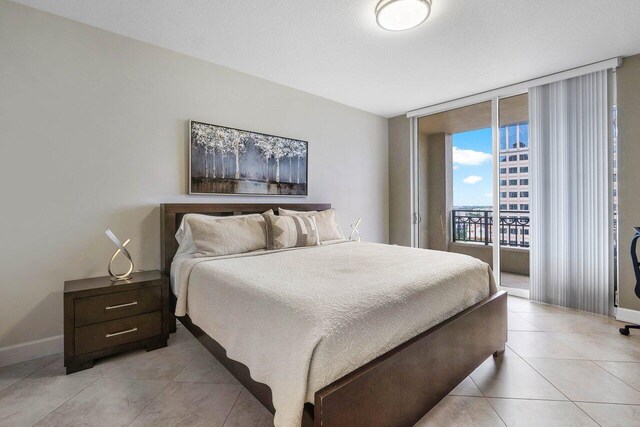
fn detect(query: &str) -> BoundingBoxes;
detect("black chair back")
[630,227,640,298]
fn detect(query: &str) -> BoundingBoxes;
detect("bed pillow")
[174,213,261,257]
[263,212,320,250]
[186,213,269,256]
[278,208,344,242]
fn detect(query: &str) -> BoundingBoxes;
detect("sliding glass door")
[497,94,530,296]
[412,94,530,295]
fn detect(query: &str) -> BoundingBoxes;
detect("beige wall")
[0,1,389,351]
[617,54,640,312]
[388,115,411,246]
[425,133,452,251]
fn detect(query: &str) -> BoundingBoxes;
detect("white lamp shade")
[376,0,431,31]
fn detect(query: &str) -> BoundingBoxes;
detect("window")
[520,179,529,185]
[509,179,517,185]
[500,204,507,210]
[499,122,529,151]
[520,191,529,197]
[509,204,518,210]
[500,192,507,198]
[520,166,529,173]
[508,167,518,173]
[519,154,528,161]
[519,123,529,147]
[509,192,518,197]
[500,155,507,162]
[520,204,529,210]
[508,126,518,149]
[523,229,530,235]
[500,179,507,186]
[500,168,507,174]
[508,155,517,161]
[500,127,506,151]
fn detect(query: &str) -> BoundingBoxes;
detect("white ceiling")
[12,0,640,117]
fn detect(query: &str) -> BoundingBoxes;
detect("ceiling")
[12,0,640,117]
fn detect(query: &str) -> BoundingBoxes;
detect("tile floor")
[0,296,639,426]
[500,273,530,291]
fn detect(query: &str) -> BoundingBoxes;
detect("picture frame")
[189,120,308,196]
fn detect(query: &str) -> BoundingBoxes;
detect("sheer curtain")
[529,70,612,315]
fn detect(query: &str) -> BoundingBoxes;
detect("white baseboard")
[0,335,63,368]
[616,307,640,325]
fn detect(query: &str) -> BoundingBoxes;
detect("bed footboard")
[310,290,508,427]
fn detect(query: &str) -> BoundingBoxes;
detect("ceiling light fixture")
[375,0,431,31]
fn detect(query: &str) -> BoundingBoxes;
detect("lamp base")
[109,275,133,282]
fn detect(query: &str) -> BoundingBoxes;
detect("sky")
[452,127,493,207]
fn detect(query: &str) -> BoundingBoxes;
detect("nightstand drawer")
[75,287,161,326]
[74,311,161,355]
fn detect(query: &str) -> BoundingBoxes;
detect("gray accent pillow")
[278,208,344,242]
[263,212,320,250]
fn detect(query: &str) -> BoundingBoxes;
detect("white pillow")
[174,213,261,257]
[187,214,268,256]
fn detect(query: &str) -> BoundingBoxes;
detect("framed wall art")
[189,120,308,196]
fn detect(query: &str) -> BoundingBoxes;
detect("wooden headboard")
[160,203,331,275]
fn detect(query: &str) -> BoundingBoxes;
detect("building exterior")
[499,122,530,246]
[452,122,531,248]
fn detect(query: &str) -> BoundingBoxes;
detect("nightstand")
[64,270,170,374]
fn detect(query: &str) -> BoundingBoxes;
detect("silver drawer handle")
[106,327,138,338]
[105,301,138,310]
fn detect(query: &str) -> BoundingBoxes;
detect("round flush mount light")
[375,0,431,31]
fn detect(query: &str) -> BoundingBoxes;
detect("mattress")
[173,241,495,427]
[169,253,193,295]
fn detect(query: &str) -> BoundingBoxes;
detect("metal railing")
[452,209,530,248]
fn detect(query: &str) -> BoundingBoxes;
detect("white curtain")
[529,70,612,315]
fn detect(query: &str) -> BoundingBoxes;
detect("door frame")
[409,92,529,296]
[408,58,620,299]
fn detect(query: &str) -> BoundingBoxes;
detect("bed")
[161,203,507,427]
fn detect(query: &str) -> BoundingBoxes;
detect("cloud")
[452,165,459,170]
[453,147,492,165]
[463,175,483,184]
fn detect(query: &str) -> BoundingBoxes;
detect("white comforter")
[175,241,495,427]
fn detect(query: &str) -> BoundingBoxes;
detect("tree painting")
[190,121,307,195]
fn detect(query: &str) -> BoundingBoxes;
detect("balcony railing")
[452,209,530,248]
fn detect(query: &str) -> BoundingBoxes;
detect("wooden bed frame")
[161,203,507,427]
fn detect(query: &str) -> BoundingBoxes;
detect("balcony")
[452,209,530,248]
[451,209,530,290]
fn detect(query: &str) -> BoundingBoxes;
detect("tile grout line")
[506,334,574,402]
[126,379,173,426]
[511,322,638,424]
[126,331,208,426]
[572,401,604,426]
[507,329,598,361]
[486,397,604,427]
[506,300,606,427]
[593,361,640,393]
[29,376,101,426]
[26,353,140,426]
[221,386,244,427]
[482,395,640,407]
[483,395,508,426]
[524,355,640,362]
[468,375,485,398]
[517,357,572,402]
